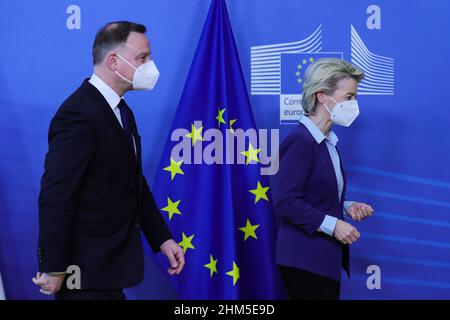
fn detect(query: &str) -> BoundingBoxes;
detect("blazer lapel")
[84,80,139,180]
[336,146,347,207]
[128,109,145,226]
[128,108,142,175]
[322,143,340,203]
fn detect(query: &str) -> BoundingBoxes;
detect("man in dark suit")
[32,21,185,300]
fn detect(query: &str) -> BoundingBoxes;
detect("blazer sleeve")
[272,132,327,236]
[38,106,95,272]
[140,174,173,253]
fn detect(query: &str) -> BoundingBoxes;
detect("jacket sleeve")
[38,106,94,272]
[140,175,173,253]
[272,132,326,236]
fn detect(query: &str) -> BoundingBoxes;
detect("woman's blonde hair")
[302,58,364,115]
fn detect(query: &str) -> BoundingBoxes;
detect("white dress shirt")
[88,73,137,155]
[299,115,353,236]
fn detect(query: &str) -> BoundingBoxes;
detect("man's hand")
[347,202,374,222]
[160,239,185,275]
[32,272,65,295]
[333,219,360,245]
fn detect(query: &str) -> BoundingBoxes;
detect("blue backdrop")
[1,0,449,299]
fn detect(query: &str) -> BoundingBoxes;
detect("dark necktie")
[117,99,134,152]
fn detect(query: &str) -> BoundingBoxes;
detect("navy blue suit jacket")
[38,79,172,289]
[273,123,349,281]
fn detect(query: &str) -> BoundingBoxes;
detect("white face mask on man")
[115,53,160,90]
[322,96,360,127]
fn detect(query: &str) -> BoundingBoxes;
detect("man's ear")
[106,53,118,71]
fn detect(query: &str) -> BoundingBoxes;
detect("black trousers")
[278,265,340,300]
[55,286,126,300]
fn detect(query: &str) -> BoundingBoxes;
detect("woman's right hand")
[333,219,360,245]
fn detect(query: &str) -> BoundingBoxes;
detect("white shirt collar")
[88,73,122,110]
[299,115,339,146]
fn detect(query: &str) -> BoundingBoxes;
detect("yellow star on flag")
[204,254,218,277]
[163,157,184,181]
[309,57,314,62]
[295,71,300,77]
[249,181,269,203]
[240,143,261,165]
[161,197,182,220]
[297,78,302,83]
[302,59,307,64]
[178,232,195,254]
[216,108,227,127]
[239,218,260,241]
[226,261,240,286]
[297,64,302,69]
[229,119,237,133]
[185,123,203,146]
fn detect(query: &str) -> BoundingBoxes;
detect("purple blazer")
[273,123,349,281]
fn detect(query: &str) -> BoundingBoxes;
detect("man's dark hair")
[92,21,147,65]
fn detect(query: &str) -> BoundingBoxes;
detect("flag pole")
[0,271,5,300]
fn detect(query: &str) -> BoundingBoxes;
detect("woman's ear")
[316,91,326,105]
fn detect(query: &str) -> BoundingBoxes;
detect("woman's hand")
[333,219,360,245]
[347,202,374,222]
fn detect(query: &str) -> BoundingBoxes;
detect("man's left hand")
[160,239,185,275]
[32,272,65,295]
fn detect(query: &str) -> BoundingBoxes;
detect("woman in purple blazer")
[273,58,374,300]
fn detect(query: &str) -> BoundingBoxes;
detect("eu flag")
[153,0,283,299]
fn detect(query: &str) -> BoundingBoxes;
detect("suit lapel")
[128,109,144,197]
[128,108,142,176]
[83,80,139,180]
[128,108,145,218]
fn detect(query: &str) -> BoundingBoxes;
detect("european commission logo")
[250,24,395,124]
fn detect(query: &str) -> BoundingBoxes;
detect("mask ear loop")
[321,94,339,114]
[321,101,332,114]
[115,70,133,84]
[117,53,137,70]
[114,54,136,85]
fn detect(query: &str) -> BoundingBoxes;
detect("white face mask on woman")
[115,54,160,90]
[322,96,360,127]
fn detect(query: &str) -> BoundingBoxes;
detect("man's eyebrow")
[135,52,150,58]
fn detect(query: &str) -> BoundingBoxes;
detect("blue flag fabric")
[152,0,283,299]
